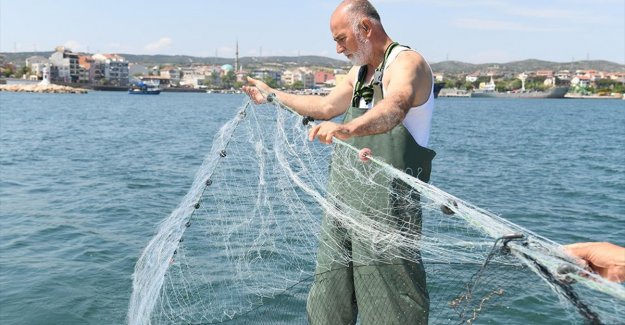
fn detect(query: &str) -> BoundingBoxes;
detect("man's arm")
[309,52,432,144]
[243,67,357,121]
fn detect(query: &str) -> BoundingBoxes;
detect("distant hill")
[0,52,349,69]
[2,52,623,74]
[430,59,625,75]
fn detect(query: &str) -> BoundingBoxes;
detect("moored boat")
[470,75,569,99]
[471,86,569,98]
[128,82,161,95]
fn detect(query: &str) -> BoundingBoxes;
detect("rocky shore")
[0,83,88,94]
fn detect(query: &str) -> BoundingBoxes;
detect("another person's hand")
[308,121,352,144]
[564,242,625,283]
[242,77,271,104]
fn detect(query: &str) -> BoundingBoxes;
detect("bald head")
[340,0,381,22]
[333,0,383,33]
[330,0,391,66]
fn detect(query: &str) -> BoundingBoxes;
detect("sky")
[1,0,624,64]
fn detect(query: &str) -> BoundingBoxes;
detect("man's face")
[331,12,372,65]
[350,29,372,66]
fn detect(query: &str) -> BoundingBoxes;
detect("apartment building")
[25,56,50,80]
[49,46,79,82]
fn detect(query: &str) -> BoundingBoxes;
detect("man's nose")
[336,43,344,54]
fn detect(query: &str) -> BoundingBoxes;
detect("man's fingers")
[308,123,348,144]
[308,125,320,141]
[323,131,334,144]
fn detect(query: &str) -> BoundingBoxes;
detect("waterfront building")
[92,53,129,86]
[281,68,314,88]
[432,72,444,82]
[49,46,79,83]
[555,70,571,81]
[465,73,479,83]
[571,75,592,88]
[139,76,171,88]
[105,54,129,86]
[536,70,554,78]
[314,71,335,88]
[160,66,182,86]
[281,70,295,86]
[180,66,208,88]
[78,55,95,83]
[251,69,282,86]
[25,56,50,80]
[608,72,625,82]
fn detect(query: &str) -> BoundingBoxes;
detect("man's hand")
[308,121,352,144]
[242,77,271,104]
[565,242,625,283]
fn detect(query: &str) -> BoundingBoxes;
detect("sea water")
[0,91,623,324]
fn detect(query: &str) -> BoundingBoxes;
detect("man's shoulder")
[387,50,431,81]
[394,49,428,68]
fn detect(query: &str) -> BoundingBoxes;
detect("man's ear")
[360,19,371,33]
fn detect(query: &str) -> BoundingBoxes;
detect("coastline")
[564,93,623,100]
[0,83,87,94]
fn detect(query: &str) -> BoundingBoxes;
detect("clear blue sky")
[1,0,624,64]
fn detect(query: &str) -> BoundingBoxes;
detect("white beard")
[349,32,373,66]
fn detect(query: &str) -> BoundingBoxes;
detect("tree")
[222,70,236,89]
[263,75,278,89]
[291,80,305,90]
[495,81,507,92]
[2,65,14,78]
[17,66,31,78]
[595,78,617,92]
[454,79,465,89]
[509,79,522,91]
[205,71,221,88]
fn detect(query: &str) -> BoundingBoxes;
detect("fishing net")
[128,96,624,325]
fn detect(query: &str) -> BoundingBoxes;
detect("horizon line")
[1,51,624,66]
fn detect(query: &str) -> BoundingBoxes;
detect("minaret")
[235,40,239,72]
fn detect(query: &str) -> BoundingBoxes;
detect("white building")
[25,56,50,80]
[465,74,479,83]
[49,46,79,82]
[180,66,209,88]
[160,66,182,86]
[281,67,314,88]
[92,53,129,86]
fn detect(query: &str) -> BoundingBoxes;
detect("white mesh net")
[128,97,624,325]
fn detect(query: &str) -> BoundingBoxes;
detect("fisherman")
[243,1,435,323]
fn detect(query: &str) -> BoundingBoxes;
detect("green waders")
[306,62,436,323]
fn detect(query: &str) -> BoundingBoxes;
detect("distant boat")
[129,82,161,95]
[471,86,569,99]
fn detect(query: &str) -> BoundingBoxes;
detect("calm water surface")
[0,92,623,324]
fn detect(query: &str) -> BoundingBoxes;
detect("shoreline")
[0,83,88,94]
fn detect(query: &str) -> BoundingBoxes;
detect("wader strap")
[351,42,404,107]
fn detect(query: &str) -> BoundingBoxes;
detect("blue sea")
[0,91,623,324]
